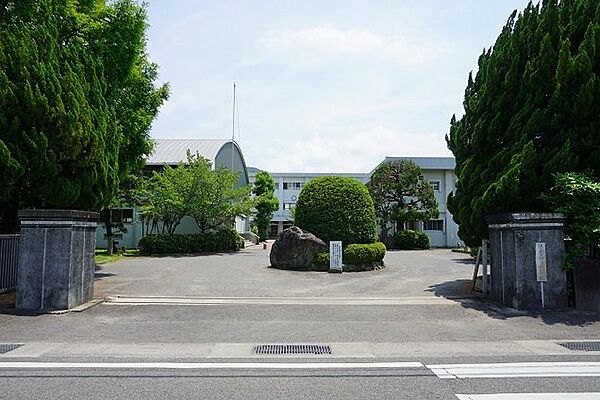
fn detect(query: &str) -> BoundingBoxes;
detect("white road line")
[0,361,423,370]
[427,362,600,379]
[456,394,600,400]
[104,296,457,306]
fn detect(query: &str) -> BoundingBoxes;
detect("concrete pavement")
[93,246,475,298]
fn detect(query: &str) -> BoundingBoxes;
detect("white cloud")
[254,125,452,173]
[263,25,445,67]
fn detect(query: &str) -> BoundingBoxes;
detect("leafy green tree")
[446,0,600,247]
[0,0,168,233]
[544,172,600,264]
[189,161,253,234]
[367,160,439,242]
[138,153,253,235]
[142,162,198,235]
[252,171,279,241]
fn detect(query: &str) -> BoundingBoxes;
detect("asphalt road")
[0,247,598,399]
[1,369,600,400]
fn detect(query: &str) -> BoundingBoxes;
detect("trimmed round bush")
[344,242,386,265]
[295,176,377,245]
[138,229,244,255]
[392,230,430,250]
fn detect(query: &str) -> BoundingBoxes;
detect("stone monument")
[270,226,327,270]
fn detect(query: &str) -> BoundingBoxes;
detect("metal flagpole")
[232,83,236,170]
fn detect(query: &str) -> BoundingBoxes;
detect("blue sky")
[146,0,532,172]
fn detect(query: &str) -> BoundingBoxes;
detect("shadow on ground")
[450,258,475,265]
[427,279,600,327]
[94,272,116,280]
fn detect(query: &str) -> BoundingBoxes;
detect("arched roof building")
[146,139,249,187]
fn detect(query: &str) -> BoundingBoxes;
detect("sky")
[146,0,532,173]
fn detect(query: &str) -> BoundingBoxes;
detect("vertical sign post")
[481,239,488,297]
[329,241,343,273]
[535,242,547,308]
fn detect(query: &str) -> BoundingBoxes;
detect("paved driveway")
[95,245,475,299]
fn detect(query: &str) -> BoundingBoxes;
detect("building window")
[283,203,295,210]
[283,182,289,190]
[424,220,444,231]
[283,221,294,230]
[101,208,134,224]
[268,223,279,237]
[429,181,441,191]
[293,182,302,190]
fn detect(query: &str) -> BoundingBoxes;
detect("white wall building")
[249,156,460,248]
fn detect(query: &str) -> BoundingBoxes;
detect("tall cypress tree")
[0,0,168,232]
[447,0,600,246]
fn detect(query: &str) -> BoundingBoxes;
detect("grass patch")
[95,249,140,265]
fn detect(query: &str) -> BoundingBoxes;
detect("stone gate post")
[16,209,98,312]
[487,213,567,310]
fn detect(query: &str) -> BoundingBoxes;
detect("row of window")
[276,180,441,192]
[423,219,444,231]
[274,182,303,190]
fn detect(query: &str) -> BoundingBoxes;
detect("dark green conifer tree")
[0,0,168,232]
[447,0,600,246]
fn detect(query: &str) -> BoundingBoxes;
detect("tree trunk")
[104,209,114,256]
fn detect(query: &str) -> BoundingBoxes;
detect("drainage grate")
[557,341,600,352]
[253,344,332,355]
[0,344,23,354]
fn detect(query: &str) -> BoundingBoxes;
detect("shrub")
[544,172,600,266]
[313,242,387,266]
[392,230,430,250]
[344,242,387,265]
[294,176,377,245]
[314,252,330,266]
[138,229,244,255]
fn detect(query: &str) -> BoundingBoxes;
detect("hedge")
[392,230,430,250]
[314,242,387,267]
[138,229,244,254]
[344,242,387,265]
[294,176,377,245]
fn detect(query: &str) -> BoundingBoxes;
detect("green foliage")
[0,0,168,233]
[295,176,377,245]
[544,172,600,264]
[137,229,244,255]
[138,153,252,234]
[446,0,600,247]
[392,230,431,250]
[314,242,387,266]
[344,242,387,265]
[252,171,279,241]
[314,252,330,266]
[367,160,439,238]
